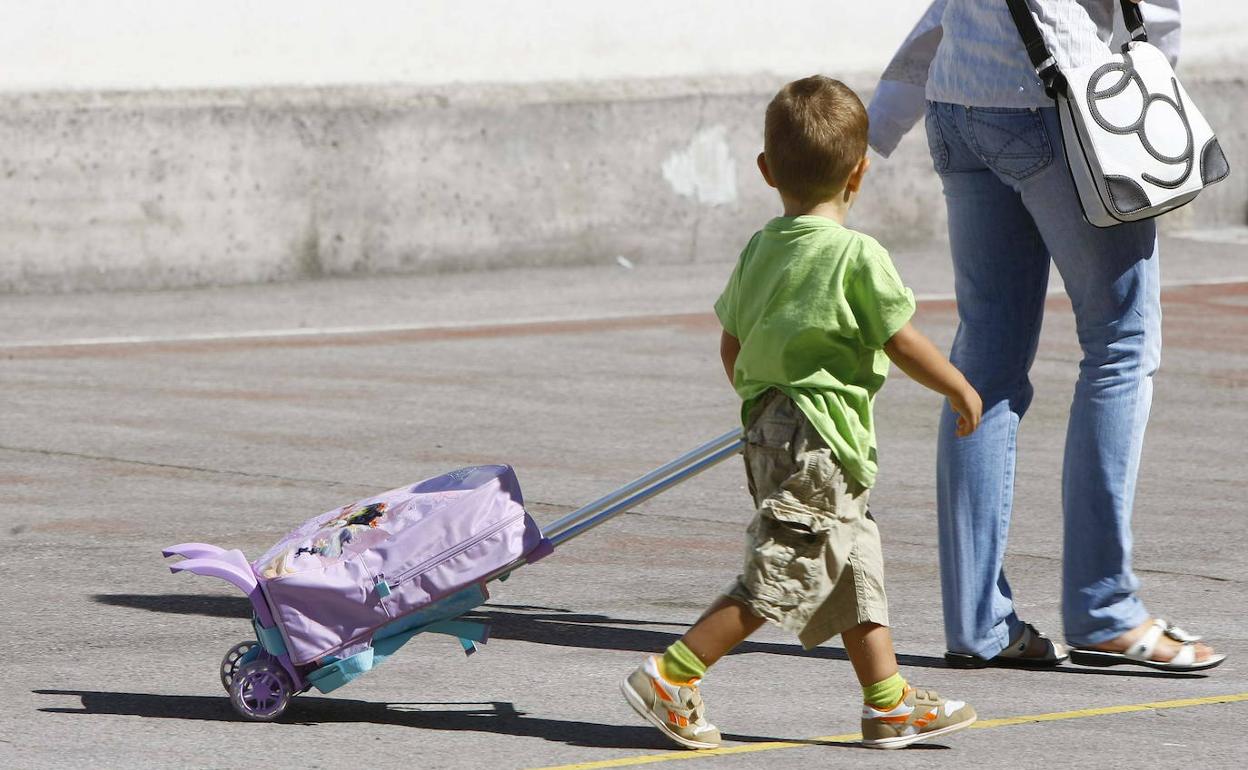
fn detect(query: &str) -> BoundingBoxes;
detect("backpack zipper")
[377,511,526,595]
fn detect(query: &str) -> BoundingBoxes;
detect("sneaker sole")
[619,677,720,750]
[861,713,977,750]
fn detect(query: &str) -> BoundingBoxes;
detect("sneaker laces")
[645,657,712,728]
[673,685,707,723]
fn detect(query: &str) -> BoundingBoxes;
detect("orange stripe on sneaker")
[650,677,677,703]
[666,710,689,728]
[913,709,939,728]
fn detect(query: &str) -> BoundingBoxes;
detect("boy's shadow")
[45,595,980,750]
[92,593,950,670]
[34,689,841,750]
[94,594,1204,678]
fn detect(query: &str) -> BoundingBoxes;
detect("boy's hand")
[884,323,982,437]
[948,385,982,437]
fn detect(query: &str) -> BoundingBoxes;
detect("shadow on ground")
[95,594,1209,678]
[94,593,954,670]
[33,689,809,750]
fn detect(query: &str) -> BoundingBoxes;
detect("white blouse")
[867,0,1182,156]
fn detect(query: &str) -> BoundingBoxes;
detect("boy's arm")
[883,322,982,436]
[720,330,741,385]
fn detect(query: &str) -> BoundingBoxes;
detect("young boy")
[621,75,984,750]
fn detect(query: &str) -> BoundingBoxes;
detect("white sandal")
[1163,622,1202,643]
[1069,618,1226,672]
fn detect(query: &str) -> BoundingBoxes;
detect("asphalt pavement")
[1,230,1246,769]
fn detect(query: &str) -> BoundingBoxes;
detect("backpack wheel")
[229,659,293,721]
[220,640,261,692]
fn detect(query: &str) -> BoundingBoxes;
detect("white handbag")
[1007,0,1230,227]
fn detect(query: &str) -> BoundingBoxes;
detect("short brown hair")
[764,76,868,204]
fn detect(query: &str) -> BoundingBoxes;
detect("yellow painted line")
[532,692,1248,770]
[971,691,1248,728]
[531,735,860,770]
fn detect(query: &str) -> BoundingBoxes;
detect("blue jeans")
[925,102,1160,656]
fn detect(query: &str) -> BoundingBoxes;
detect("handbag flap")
[1062,42,1219,208]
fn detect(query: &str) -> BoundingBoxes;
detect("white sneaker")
[620,655,721,749]
[861,685,977,749]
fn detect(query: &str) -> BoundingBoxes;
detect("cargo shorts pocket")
[738,509,828,617]
[770,448,851,530]
[743,395,801,503]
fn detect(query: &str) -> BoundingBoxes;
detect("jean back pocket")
[966,107,1053,181]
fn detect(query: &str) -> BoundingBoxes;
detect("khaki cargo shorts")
[726,390,889,648]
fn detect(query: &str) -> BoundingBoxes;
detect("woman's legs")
[995,109,1213,659]
[929,102,1216,662]
[928,103,1052,658]
[1014,108,1159,647]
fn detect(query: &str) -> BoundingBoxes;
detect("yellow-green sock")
[862,672,907,708]
[660,640,707,683]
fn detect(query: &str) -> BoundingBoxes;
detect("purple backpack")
[166,429,743,720]
[251,464,544,665]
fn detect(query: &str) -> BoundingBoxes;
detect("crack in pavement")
[6,445,1241,587]
[0,444,381,492]
[884,534,1241,585]
[567,507,1243,586]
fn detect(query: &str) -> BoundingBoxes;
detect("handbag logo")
[1086,52,1194,189]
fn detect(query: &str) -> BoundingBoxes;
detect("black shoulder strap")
[1005,0,1056,74]
[1004,0,1148,97]
[1119,1,1148,43]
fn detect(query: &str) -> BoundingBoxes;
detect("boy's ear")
[757,152,778,189]
[844,155,870,197]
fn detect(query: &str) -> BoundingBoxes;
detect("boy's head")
[761,75,869,207]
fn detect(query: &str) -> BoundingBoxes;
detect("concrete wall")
[7,1,1247,93]
[5,2,1247,294]
[2,73,1245,294]
[1,1,938,92]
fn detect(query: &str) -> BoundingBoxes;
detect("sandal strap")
[1005,624,1037,656]
[1167,641,1199,667]
[1125,619,1167,662]
[1124,620,1203,666]
[1161,621,1202,643]
[999,623,1064,660]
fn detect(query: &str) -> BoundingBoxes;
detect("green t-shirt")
[714,215,916,488]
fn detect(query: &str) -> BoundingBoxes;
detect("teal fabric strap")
[373,618,489,658]
[423,619,490,655]
[307,648,375,693]
[308,618,491,693]
[252,618,288,656]
[374,583,488,643]
[306,585,493,694]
